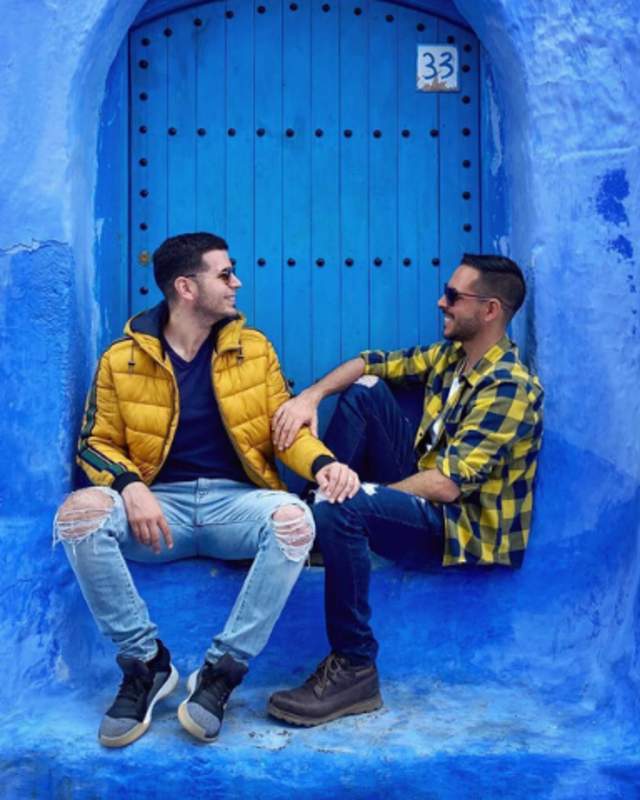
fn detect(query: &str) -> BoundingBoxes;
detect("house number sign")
[417,45,459,92]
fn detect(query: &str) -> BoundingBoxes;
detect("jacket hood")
[126,301,169,339]
[124,302,245,356]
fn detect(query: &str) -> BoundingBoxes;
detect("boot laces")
[307,653,347,691]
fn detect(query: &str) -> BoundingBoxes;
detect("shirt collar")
[461,334,515,388]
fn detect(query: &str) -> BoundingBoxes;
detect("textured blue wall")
[0,0,147,713]
[457,0,640,716]
[0,0,639,797]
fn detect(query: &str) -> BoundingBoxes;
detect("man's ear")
[485,298,503,323]
[173,275,196,302]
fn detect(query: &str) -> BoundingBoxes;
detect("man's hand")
[316,462,360,504]
[121,482,174,554]
[272,389,321,451]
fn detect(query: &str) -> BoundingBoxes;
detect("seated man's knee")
[343,375,380,400]
[54,487,117,543]
[271,504,315,562]
[354,375,380,389]
[313,483,378,530]
[315,481,378,510]
[339,374,389,410]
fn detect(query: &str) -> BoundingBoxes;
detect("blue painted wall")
[0,0,639,796]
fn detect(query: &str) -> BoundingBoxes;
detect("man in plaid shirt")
[267,254,543,727]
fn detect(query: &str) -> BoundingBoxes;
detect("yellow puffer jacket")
[77,303,333,491]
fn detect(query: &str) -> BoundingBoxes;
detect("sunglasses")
[442,283,491,306]
[184,266,238,285]
[443,283,512,309]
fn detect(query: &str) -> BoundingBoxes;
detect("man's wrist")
[112,472,144,494]
[311,455,336,477]
[303,385,324,405]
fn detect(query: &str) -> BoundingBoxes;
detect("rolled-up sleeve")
[360,344,436,385]
[436,380,535,496]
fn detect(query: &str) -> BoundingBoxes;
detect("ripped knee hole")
[271,506,314,561]
[354,375,379,388]
[54,488,115,541]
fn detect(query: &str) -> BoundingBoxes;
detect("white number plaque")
[417,45,459,92]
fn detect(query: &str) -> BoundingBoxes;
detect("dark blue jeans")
[313,377,444,665]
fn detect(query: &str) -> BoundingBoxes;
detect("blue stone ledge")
[1,554,640,799]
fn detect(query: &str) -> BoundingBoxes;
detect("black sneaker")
[267,653,383,727]
[178,653,248,742]
[98,639,179,748]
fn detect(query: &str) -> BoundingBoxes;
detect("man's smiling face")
[437,265,488,342]
[189,249,241,322]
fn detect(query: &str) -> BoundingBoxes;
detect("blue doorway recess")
[129,0,481,393]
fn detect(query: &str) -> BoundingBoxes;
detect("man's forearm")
[388,469,460,503]
[303,357,366,403]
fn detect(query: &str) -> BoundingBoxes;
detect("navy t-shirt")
[154,326,249,485]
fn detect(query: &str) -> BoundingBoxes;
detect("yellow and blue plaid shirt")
[361,335,543,567]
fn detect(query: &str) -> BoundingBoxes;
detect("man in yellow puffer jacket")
[54,232,359,748]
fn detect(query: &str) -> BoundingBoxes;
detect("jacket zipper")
[211,349,271,489]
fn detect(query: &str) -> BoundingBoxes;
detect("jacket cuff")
[112,471,144,494]
[311,455,336,477]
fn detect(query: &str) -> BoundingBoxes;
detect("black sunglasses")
[443,283,491,306]
[443,283,512,309]
[184,266,238,285]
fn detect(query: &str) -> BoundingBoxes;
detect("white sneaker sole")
[99,663,180,748]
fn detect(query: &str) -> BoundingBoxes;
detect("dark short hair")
[461,253,526,321]
[153,232,229,300]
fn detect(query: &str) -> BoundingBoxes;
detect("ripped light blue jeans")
[54,479,314,664]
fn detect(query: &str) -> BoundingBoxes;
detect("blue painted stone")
[597,170,630,226]
[0,0,639,797]
[610,235,634,262]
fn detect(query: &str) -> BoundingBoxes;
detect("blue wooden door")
[130,0,480,391]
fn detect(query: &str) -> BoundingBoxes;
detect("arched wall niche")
[134,0,469,27]
[77,0,640,719]
[1,1,638,782]
[94,0,511,355]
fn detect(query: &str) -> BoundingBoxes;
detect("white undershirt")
[425,362,466,453]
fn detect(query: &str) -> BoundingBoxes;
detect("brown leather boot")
[267,653,382,727]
